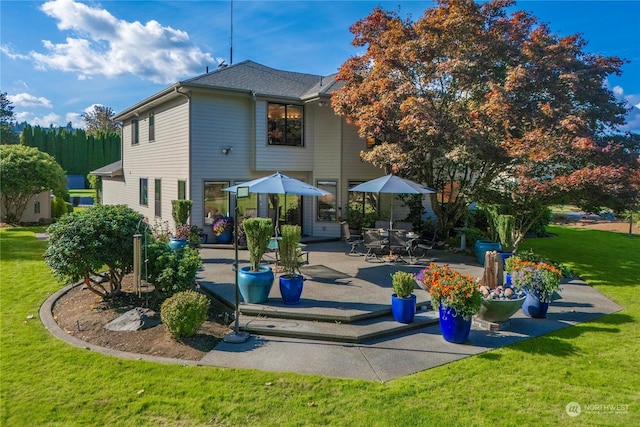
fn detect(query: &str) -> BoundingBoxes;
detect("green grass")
[1,225,638,426]
[68,189,96,198]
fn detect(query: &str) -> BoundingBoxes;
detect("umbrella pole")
[224,199,249,344]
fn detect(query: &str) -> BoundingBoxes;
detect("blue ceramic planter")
[214,229,233,244]
[522,293,549,318]
[438,303,472,343]
[499,251,513,267]
[238,265,274,304]
[391,294,417,324]
[168,238,188,252]
[474,240,502,266]
[279,274,304,304]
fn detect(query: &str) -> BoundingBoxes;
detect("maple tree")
[332,0,639,238]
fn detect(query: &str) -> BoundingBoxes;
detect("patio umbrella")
[223,172,330,230]
[349,174,435,230]
[223,172,330,197]
[222,172,329,344]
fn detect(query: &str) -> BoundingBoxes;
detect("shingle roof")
[182,60,341,100]
[115,60,343,120]
[90,160,123,178]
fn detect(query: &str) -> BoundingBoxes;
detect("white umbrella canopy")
[349,174,435,229]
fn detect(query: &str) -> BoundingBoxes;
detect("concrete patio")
[196,240,623,382]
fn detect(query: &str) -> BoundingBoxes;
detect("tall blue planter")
[238,265,274,304]
[279,274,304,304]
[522,293,549,318]
[474,240,502,266]
[499,251,513,267]
[391,294,417,324]
[214,229,233,244]
[438,303,472,343]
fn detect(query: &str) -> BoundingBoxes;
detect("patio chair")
[341,221,363,255]
[394,222,413,232]
[387,229,411,263]
[374,220,389,230]
[410,229,438,262]
[363,228,388,262]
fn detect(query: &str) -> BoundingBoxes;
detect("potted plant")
[507,257,562,318]
[390,271,417,323]
[474,206,502,266]
[278,224,304,304]
[237,217,274,303]
[170,199,193,251]
[496,214,515,265]
[422,263,482,343]
[211,215,234,244]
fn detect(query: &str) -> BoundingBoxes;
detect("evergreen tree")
[1,92,19,144]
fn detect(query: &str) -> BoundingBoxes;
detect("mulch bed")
[51,275,232,360]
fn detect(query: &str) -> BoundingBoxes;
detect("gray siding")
[118,97,190,230]
[254,99,313,171]
[190,91,253,236]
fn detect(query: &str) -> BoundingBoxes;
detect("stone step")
[238,308,439,343]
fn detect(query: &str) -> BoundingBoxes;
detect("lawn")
[1,225,638,426]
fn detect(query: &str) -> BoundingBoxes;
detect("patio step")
[202,274,438,343]
[237,308,439,343]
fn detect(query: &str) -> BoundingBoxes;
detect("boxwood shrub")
[160,290,210,338]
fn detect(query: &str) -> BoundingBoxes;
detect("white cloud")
[15,111,62,128]
[0,44,31,60]
[7,93,53,108]
[66,112,85,128]
[30,0,216,84]
[605,80,640,133]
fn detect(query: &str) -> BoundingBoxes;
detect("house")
[0,191,52,225]
[95,61,432,240]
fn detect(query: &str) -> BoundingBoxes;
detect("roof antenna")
[229,0,233,65]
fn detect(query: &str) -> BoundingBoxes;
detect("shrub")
[146,240,203,297]
[161,290,210,338]
[44,204,144,299]
[51,195,72,219]
[391,271,415,298]
[171,199,193,227]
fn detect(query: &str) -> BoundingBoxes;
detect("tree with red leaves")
[332,0,639,239]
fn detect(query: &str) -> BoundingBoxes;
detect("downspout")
[175,85,192,206]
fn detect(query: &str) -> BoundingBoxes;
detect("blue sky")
[1,0,639,132]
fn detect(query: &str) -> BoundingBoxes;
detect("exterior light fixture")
[221,147,232,155]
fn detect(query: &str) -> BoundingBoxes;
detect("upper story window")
[132,119,139,145]
[268,103,303,146]
[148,113,155,141]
